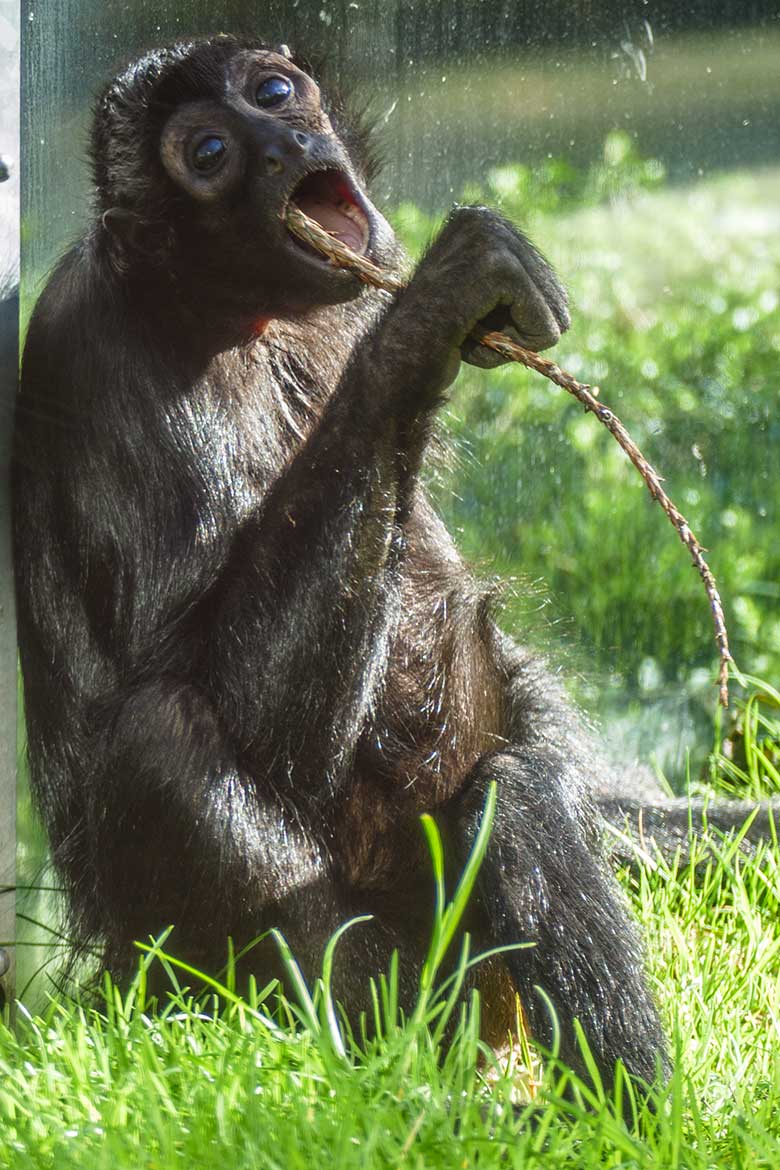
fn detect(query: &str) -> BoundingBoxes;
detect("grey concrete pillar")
[0,0,20,1013]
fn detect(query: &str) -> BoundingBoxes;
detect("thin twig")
[286,206,733,706]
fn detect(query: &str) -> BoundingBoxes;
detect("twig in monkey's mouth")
[287,169,370,256]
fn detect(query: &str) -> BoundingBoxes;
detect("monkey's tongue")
[294,197,366,254]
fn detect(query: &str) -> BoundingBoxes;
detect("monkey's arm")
[202,208,569,793]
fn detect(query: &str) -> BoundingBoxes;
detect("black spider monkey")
[14,34,701,1091]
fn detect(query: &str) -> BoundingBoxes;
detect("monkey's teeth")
[339,203,370,253]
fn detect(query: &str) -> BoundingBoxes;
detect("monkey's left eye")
[192,136,228,173]
[256,76,293,109]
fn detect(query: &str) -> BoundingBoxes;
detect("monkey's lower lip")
[287,169,371,256]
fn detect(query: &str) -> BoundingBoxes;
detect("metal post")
[0,0,20,1015]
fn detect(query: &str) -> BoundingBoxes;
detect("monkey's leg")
[80,678,330,971]
[84,677,430,1005]
[444,750,669,1091]
[267,880,430,1027]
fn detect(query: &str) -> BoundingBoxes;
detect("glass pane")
[19,2,780,1000]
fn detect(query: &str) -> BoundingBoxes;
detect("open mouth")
[287,169,371,256]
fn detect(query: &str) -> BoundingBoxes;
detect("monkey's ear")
[102,207,172,262]
[102,207,142,244]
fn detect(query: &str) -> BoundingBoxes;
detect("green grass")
[3,800,780,1168]
[709,673,780,799]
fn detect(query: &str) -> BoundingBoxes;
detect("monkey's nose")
[263,132,311,177]
[264,147,286,176]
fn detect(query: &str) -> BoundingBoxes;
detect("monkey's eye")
[192,135,228,173]
[256,76,293,109]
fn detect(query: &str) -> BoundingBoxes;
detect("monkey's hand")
[454,206,570,369]
[385,206,570,392]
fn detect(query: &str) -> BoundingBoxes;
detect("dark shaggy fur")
[14,35,671,1090]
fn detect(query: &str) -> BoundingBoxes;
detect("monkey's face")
[156,49,392,318]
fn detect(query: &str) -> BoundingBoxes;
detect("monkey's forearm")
[206,406,414,790]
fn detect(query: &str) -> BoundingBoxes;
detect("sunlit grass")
[709,673,780,799]
[3,796,780,1168]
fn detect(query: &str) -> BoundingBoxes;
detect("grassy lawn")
[6,159,780,1165]
[2,810,780,1168]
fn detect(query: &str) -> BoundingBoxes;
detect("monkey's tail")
[598,795,779,867]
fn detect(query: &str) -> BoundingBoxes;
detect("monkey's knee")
[451,746,591,845]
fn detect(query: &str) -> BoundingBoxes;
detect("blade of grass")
[318,914,373,1062]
